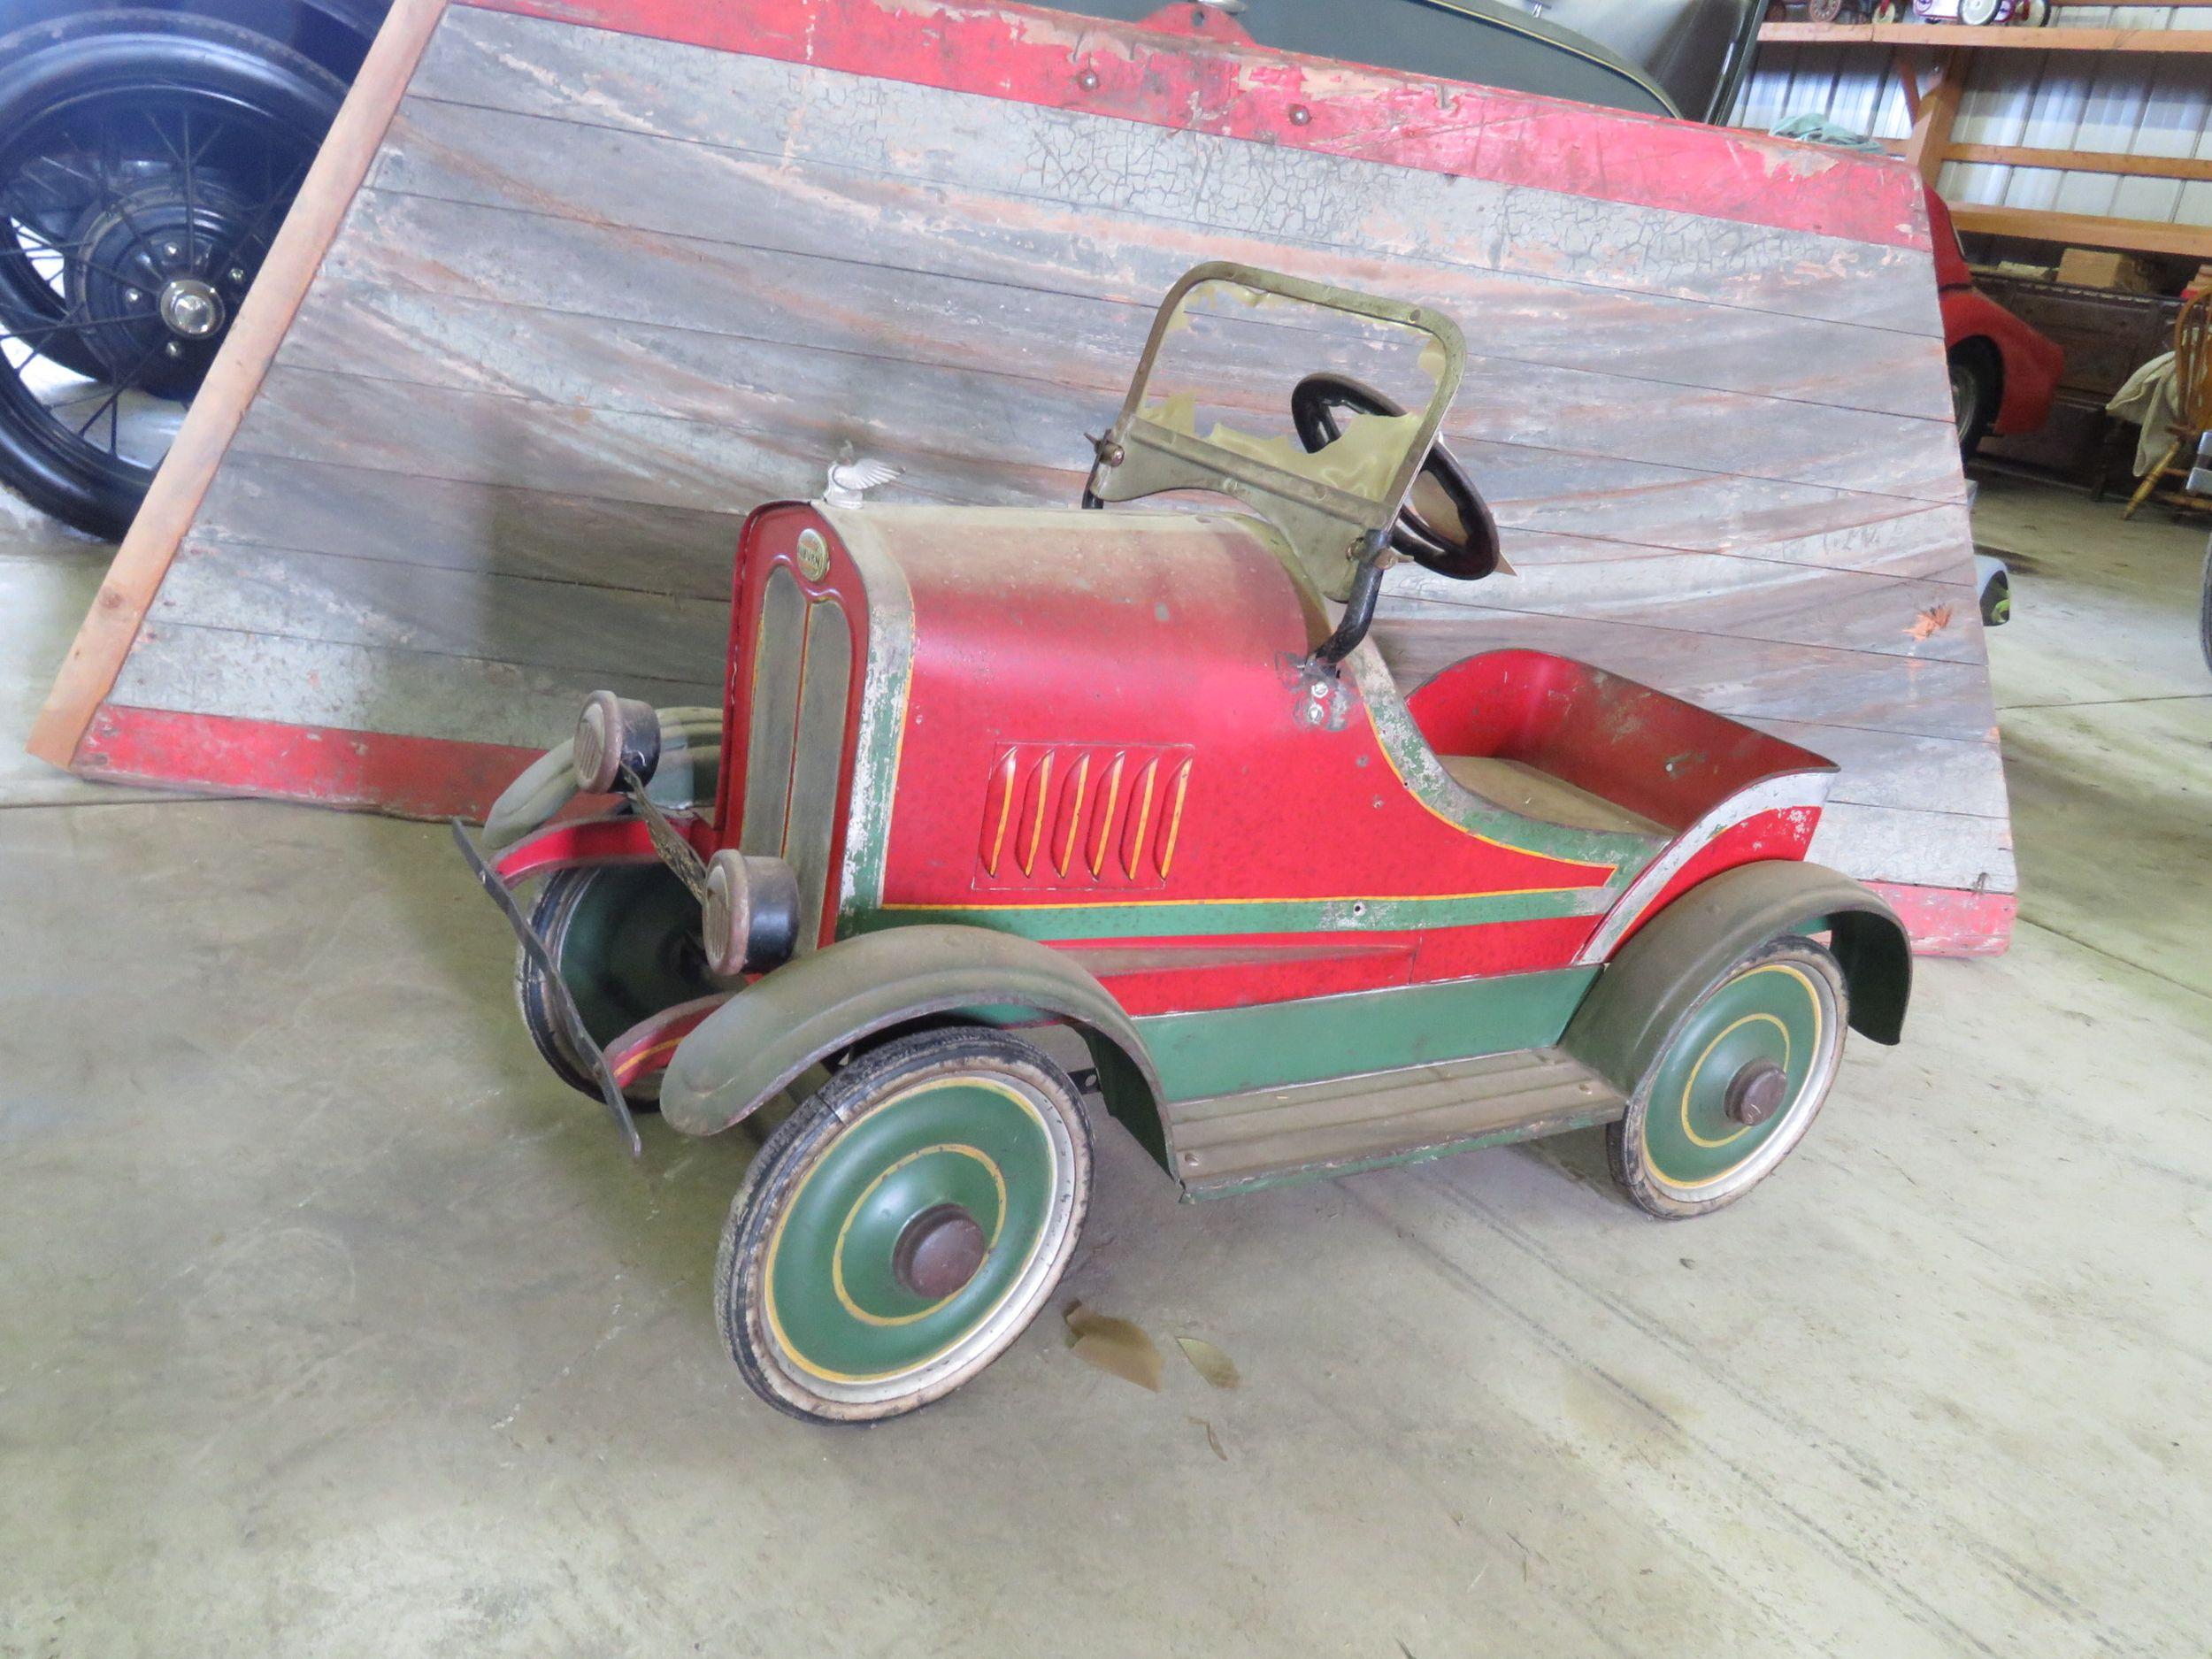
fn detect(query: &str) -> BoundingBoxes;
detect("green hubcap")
[1644,960,1829,1192]
[554,865,710,1048]
[765,1075,1061,1385]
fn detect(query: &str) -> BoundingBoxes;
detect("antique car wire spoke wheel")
[1608,935,1847,1218]
[514,863,715,1108]
[718,1030,1093,1424]
[0,10,341,536]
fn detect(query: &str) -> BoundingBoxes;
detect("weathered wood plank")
[373,93,1948,362]
[110,622,717,751]
[234,359,1970,603]
[1810,802,2015,895]
[279,267,1962,505]
[1387,564,1985,669]
[1748,721,2010,819]
[194,451,742,598]
[326,187,1956,428]
[405,8,1947,339]
[1472,510,1977,586]
[228,365,1083,515]
[153,539,731,683]
[1374,610,1998,745]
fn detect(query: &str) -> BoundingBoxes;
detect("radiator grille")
[741,565,852,948]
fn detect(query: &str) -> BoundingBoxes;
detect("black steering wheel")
[1290,373,1501,581]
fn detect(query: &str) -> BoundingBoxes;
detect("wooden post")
[1901,47,1964,188]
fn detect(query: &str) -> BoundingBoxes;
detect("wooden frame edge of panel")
[1949,204,2212,260]
[1760,21,2212,52]
[26,0,454,771]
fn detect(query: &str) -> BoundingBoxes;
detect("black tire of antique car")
[0,8,346,537]
[1947,340,2001,462]
[1607,933,1849,1220]
[2199,537,2212,674]
[514,864,718,1110]
[717,1028,1094,1425]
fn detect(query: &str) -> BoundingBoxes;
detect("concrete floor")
[3,475,2208,1658]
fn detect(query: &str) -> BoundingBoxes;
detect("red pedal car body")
[458,263,1912,1423]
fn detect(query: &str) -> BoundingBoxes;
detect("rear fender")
[658,925,1168,1157]
[480,706,722,852]
[1561,861,1911,1100]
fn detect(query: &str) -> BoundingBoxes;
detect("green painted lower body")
[1133,965,1601,1103]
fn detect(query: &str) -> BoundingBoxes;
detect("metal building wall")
[1735,7,2212,230]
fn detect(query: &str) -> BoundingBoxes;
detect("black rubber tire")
[1947,341,2000,462]
[717,1028,1093,1425]
[0,8,344,536]
[513,864,715,1110]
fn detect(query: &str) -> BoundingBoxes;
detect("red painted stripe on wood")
[76,704,535,821]
[1861,880,2016,959]
[459,0,1925,250]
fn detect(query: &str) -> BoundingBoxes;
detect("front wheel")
[515,863,715,1108]
[1607,934,1847,1219]
[717,1029,1093,1425]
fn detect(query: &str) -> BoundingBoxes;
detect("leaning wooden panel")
[36,0,2013,950]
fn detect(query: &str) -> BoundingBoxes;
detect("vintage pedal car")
[456,263,1911,1425]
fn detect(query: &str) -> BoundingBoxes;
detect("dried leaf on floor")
[1174,1335,1241,1390]
[1064,1301,1163,1392]
[1909,603,1955,641]
[1187,1415,1228,1461]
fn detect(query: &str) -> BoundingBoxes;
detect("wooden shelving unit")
[1757,17,2212,258]
[1760,21,2212,52]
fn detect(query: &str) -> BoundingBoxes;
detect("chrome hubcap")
[158,277,225,340]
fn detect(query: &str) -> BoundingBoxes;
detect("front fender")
[1561,860,1911,1101]
[658,925,1165,1141]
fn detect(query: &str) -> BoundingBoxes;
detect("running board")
[1164,1048,1626,1199]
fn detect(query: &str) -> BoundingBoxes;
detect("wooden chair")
[2123,290,2212,519]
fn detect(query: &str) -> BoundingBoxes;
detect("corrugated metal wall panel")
[1737,8,2212,228]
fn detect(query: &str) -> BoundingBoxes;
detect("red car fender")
[1940,282,2064,437]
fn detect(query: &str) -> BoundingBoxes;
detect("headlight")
[573,690,661,794]
[703,849,803,976]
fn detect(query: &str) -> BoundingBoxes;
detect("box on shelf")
[2057,249,2159,294]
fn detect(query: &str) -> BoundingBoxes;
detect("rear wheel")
[515,864,715,1108]
[718,1029,1093,1424]
[1948,342,1999,461]
[1608,934,1847,1219]
[0,10,342,535]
